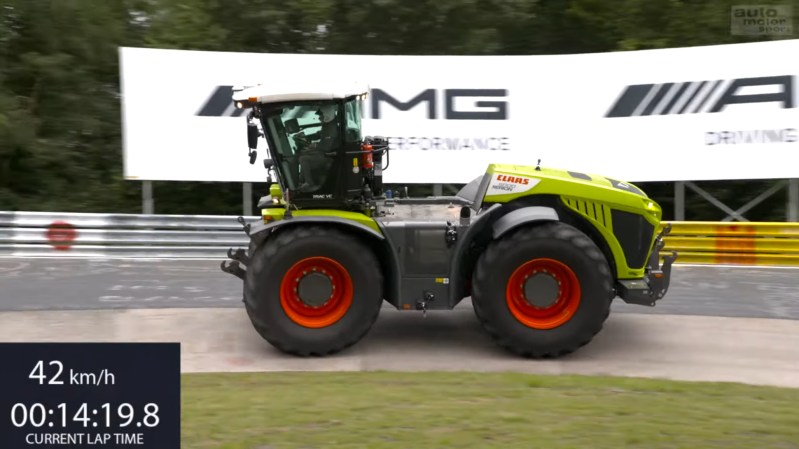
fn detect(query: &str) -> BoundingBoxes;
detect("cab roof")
[232,81,369,106]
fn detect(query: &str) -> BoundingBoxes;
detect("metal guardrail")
[2,211,799,265]
[659,221,799,266]
[0,211,255,258]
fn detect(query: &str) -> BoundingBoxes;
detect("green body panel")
[481,163,662,279]
[261,208,382,234]
[559,196,646,278]
[269,184,283,201]
[258,163,662,281]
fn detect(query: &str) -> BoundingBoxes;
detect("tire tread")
[472,221,613,358]
[244,225,383,357]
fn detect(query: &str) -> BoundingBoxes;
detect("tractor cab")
[232,83,388,213]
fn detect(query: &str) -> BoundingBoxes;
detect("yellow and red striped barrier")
[659,221,799,266]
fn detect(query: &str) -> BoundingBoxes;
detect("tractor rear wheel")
[244,225,383,356]
[471,221,613,358]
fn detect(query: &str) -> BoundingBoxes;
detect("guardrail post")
[675,181,685,221]
[142,181,154,215]
[433,184,443,197]
[789,179,799,222]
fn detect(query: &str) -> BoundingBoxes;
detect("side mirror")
[284,118,300,134]
[247,122,259,149]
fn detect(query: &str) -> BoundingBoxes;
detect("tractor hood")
[491,163,647,196]
[480,163,661,219]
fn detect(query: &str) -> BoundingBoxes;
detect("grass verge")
[182,371,799,449]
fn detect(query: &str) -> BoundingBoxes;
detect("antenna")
[535,158,541,171]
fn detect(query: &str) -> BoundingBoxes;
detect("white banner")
[119,40,799,184]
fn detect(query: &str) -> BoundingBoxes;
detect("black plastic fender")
[446,204,501,306]
[446,205,560,306]
[245,215,401,306]
[247,215,385,246]
[491,206,559,239]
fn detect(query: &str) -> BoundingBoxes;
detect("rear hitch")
[220,260,246,280]
[228,247,250,266]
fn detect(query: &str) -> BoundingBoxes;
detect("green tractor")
[220,82,677,358]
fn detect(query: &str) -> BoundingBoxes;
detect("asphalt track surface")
[1,258,799,319]
[1,258,798,388]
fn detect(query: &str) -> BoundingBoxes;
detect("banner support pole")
[243,182,253,216]
[143,181,154,215]
[674,181,685,221]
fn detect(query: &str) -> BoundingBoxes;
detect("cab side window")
[343,98,362,143]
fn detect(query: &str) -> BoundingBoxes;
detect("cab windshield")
[262,96,363,193]
[263,101,341,192]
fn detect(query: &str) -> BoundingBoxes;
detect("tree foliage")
[0,0,796,219]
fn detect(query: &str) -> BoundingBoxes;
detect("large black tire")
[244,225,383,356]
[471,221,613,358]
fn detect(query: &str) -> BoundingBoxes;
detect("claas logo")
[496,174,529,185]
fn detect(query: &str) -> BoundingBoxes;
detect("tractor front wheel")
[244,225,383,356]
[471,221,613,358]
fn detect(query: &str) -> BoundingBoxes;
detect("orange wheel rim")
[279,257,353,328]
[505,258,581,329]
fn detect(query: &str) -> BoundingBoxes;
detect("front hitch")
[616,223,678,306]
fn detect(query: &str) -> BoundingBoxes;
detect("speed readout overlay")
[0,343,180,448]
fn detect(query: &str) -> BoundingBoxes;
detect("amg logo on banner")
[196,85,247,117]
[605,75,794,117]
[369,89,508,120]
[195,86,510,120]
